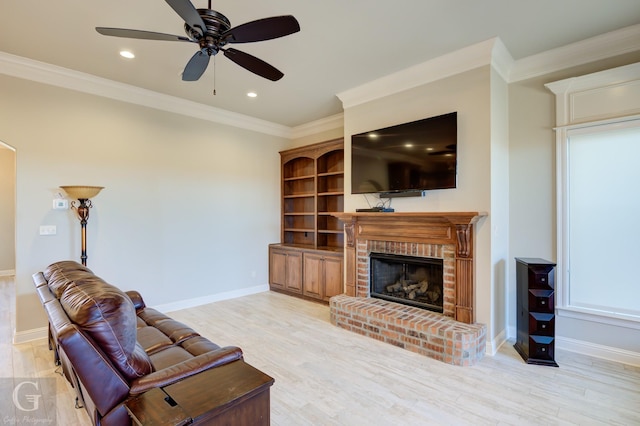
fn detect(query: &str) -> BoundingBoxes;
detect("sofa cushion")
[44,261,95,298]
[60,277,153,381]
[136,326,174,355]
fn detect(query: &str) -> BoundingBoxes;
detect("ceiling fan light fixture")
[119,50,135,59]
[96,0,299,83]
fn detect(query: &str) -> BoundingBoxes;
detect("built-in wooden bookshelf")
[280,138,344,251]
[270,138,345,303]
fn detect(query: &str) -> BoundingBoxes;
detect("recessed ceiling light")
[247,92,257,98]
[119,50,135,59]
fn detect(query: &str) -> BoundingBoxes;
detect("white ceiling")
[1,1,640,128]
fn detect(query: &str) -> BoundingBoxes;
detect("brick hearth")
[330,295,486,366]
[331,212,487,365]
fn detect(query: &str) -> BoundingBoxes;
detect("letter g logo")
[12,380,41,412]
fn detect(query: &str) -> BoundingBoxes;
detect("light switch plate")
[53,199,69,209]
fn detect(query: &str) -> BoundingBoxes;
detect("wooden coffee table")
[125,360,274,425]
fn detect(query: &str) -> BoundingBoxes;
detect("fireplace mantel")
[333,211,486,324]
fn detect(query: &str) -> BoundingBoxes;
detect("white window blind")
[566,121,640,318]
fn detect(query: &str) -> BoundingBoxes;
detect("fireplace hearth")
[370,253,443,313]
[330,211,487,365]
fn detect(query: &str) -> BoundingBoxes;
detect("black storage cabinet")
[514,258,559,367]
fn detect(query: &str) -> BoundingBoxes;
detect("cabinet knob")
[542,347,546,352]
[541,301,546,305]
[542,324,546,329]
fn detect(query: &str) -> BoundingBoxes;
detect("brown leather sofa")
[33,260,244,425]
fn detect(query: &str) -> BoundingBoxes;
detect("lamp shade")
[60,185,104,200]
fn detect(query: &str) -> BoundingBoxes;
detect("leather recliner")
[33,260,243,425]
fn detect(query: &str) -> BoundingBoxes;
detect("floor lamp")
[60,186,104,266]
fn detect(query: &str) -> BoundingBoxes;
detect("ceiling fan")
[96,0,300,82]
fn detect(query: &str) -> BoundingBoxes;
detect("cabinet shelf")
[272,139,345,303]
[284,174,315,181]
[317,171,344,178]
[283,193,315,198]
[279,139,344,251]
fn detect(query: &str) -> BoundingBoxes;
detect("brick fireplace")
[330,212,487,366]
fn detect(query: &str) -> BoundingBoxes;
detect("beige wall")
[489,68,510,343]
[508,52,640,353]
[3,46,640,355]
[291,127,344,149]
[342,66,504,350]
[0,74,288,333]
[0,143,15,272]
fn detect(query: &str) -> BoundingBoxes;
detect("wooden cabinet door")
[284,251,303,294]
[323,255,343,301]
[269,249,287,290]
[302,253,323,300]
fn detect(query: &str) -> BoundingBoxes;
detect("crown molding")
[336,24,640,110]
[0,52,292,138]
[337,38,503,109]
[509,23,640,82]
[490,38,515,82]
[290,112,344,139]
[2,23,638,137]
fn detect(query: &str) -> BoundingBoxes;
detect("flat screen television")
[351,112,457,196]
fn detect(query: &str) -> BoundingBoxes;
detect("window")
[547,62,640,328]
[561,121,640,321]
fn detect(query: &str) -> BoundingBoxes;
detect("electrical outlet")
[39,225,57,235]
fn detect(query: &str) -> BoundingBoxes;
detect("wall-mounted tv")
[351,112,457,196]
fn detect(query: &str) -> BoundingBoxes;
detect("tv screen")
[351,112,457,195]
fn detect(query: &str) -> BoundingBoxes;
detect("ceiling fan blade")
[222,15,300,44]
[96,27,193,42]
[182,50,210,81]
[223,48,284,81]
[165,0,207,37]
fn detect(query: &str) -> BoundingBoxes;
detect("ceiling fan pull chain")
[212,54,216,95]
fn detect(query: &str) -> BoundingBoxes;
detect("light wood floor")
[3,276,640,425]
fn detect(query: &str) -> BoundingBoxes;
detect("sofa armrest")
[128,346,243,395]
[125,290,146,311]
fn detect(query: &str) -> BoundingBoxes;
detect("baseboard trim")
[0,269,15,277]
[556,336,640,367]
[13,326,47,344]
[154,284,270,313]
[486,329,507,356]
[13,286,269,344]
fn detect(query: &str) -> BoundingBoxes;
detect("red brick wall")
[356,240,457,318]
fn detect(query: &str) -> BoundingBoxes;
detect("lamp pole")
[60,186,104,266]
[72,198,92,266]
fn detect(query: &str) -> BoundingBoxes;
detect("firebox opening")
[369,253,444,313]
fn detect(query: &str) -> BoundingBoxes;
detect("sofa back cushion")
[44,261,95,298]
[60,275,153,381]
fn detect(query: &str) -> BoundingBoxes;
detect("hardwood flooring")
[3,276,639,425]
